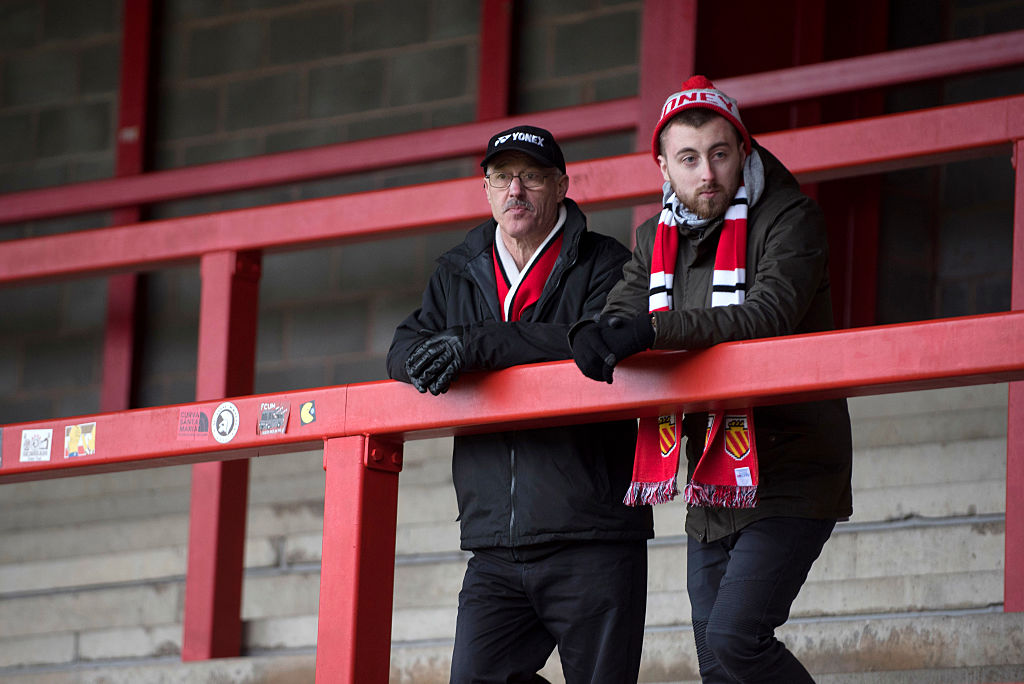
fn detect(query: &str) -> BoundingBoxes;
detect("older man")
[387,125,653,683]
[571,77,853,683]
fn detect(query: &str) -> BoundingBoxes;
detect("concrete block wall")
[1,0,1022,419]
[0,0,644,421]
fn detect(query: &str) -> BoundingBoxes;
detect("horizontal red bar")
[3,311,1022,483]
[1,96,1021,285]
[2,31,1022,225]
[0,99,638,225]
[0,388,347,483]
[721,29,1024,108]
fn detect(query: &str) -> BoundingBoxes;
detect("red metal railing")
[2,310,1023,680]
[0,112,1022,680]
[2,28,1022,227]
[1,18,1023,682]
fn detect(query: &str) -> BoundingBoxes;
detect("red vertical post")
[315,435,403,683]
[182,250,262,659]
[633,0,698,235]
[1007,139,1024,612]
[101,0,153,411]
[477,0,515,121]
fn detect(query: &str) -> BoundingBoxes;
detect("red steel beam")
[1008,139,1024,613]
[2,30,1023,226]
[1,95,1021,286]
[315,436,401,684]
[722,28,1024,108]
[3,311,1023,483]
[633,0,697,232]
[0,98,637,225]
[476,0,515,121]
[101,0,153,412]
[181,250,261,660]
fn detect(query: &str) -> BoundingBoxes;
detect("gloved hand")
[570,321,616,383]
[599,313,655,363]
[405,328,465,395]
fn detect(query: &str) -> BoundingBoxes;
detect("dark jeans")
[450,540,648,684]
[687,516,836,683]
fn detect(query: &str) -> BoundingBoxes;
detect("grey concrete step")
[847,383,1007,449]
[5,429,1004,570]
[0,517,1004,644]
[0,385,1014,679]
[2,611,1022,683]
[391,612,1024,684]
[0,383,1006,529]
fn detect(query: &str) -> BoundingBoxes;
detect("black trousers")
[687,516,836,683]
[450,540,648,684]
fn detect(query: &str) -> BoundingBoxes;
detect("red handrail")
[2,312,1022,483]
[1,29,1022,226]
[1,95,1022,285]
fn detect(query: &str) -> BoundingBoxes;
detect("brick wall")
[0,0,122,422]
[0,0,1021,423]
[0,0,644,421]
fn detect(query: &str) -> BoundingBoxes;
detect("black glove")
[570,321,616,384]
[405,329,465,395]
[599,314,655,363]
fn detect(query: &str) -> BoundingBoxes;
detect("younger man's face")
[657,116,745,220]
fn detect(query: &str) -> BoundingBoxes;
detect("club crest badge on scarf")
[682,410,759,508]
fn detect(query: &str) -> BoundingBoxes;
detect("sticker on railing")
[20,429,52,462]
[212,402,240,444]
[64,422,96,458]
[258,401,289,435]
[300,400,316,425]
[177,408,211,441]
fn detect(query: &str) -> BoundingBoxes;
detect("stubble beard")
[682,186,730,221]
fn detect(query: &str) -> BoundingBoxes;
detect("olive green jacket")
[602,143,853,542]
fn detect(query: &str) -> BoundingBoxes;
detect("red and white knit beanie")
[651,75,751,160]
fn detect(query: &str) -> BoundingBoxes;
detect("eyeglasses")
[485,171,556,189]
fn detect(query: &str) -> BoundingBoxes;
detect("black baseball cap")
[480,125,566,173]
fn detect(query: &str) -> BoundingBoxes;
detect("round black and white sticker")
[212,401,240,444]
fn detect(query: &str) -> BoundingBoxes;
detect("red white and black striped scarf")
[493,206,566,322]
[624,184,759,508]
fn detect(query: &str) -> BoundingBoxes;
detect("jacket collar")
[438,198,588,320]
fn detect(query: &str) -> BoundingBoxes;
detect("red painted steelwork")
[3,30,1022,226]
[722,29,1024,109]
[100,274,139,411]
[1008,139,1024,613]
[633,0,697,231]
[0,387,344,483]
[182,251,262,660]
[637,0,697,152]
[477,0,514,121]
[1,96,1021,286]
[315,436,401,683]
[4,311,1023,483]
[0,99,637,225]
[114,0,150,180]
[345,312,1024,439]
[100,0,152,412]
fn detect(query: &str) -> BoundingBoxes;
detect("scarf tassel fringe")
[683,483,758,509]
[624,478,679,506]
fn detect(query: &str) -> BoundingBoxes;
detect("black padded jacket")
[387,199,654,550]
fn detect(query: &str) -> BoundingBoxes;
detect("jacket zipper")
[508,442,517,556]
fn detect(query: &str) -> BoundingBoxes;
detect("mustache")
[504,199,534,212]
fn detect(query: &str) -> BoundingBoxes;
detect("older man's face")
[658,116,745,220]
[484,152,568,244]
